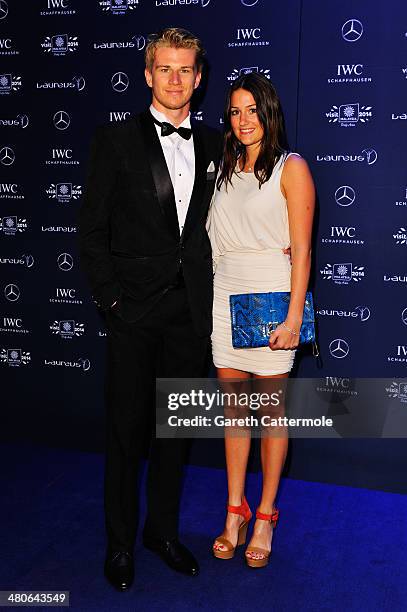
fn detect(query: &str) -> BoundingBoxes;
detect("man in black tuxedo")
[79,28,220,590]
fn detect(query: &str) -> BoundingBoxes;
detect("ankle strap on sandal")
[256,508,279,523]
[227,496,252,522]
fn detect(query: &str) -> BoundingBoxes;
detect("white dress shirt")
[150,104,195,233]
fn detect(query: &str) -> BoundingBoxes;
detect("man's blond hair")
[145,27,205,72]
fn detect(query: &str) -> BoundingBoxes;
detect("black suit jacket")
[79,110,221,336]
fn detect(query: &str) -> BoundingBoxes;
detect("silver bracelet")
[282,321,299,336]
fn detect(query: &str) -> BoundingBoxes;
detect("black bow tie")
[151,115,192,140]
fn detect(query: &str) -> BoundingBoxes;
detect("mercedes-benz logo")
[362,148,377,165]
[329,339,349,359]
[0,146,15,166]
[354,306,371,322]
[402,308,407,326]
[0,0,8,20]
[335,185,355,207]
[342,19,363,42]
[53,110,71,130]
[111,71,129,93]
[201,0,211,6]
[4,283,20,302]
[241,0,259,5]
[57,252,74,271]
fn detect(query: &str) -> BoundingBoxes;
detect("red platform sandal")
[213,497,252,560]
[245,508,279,568]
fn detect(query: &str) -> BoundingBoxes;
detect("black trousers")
[104,287,209,552]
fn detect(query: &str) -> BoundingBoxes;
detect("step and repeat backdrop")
[1,0,406,467]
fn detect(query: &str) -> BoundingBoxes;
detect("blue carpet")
[0,443,406,612]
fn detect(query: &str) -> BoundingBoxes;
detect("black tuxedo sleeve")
[79,126,121,310]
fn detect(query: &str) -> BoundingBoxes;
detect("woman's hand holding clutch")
[268,320,300,350]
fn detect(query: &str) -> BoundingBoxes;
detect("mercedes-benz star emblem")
[111,71,129,93]
[201,0,211,6]
[57,252,74,271]
[53,111,71,130]
[0,146,15,166]
[335,185,355,207]
[329,339,349,359]
[4,283,20,302]
[342,19,363,42]
[0,0,8,20]
[241,0,259,5]
[402,308,407,326]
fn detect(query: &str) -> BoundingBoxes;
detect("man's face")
[145,46,201,113]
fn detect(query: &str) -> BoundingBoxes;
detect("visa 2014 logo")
[326,103,373,127]
[393,227,407,245]
[320,263,365,285]
[0,348,31,367]
[227,66,270,82]
[0,216,28,236]
[41,34,79,55]
[99,0,139,13]
[0,74,22,94]
[46,183,82,203]
[50,320,84,338]
[386,381,407,404]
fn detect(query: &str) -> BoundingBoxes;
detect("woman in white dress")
[207,73,315,567]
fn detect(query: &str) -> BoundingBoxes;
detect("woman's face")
[229,88,264,149]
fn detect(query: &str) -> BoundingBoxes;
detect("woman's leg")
[213,367,252,552]
[245,372,289,560]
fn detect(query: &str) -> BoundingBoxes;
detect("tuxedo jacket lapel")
[181,123,206,242]
[139,111,180,241]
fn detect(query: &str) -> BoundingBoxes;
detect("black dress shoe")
[143,535,199,576]
[104,551,134,591]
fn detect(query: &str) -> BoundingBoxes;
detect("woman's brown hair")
[217,72,289,190]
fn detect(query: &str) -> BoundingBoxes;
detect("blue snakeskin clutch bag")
[229,291,315,349]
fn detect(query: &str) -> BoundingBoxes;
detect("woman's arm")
[269,154,315,350]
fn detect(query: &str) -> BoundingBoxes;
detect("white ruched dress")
[206,153,299,375]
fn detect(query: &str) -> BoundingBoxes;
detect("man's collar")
[149,104,191,129]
